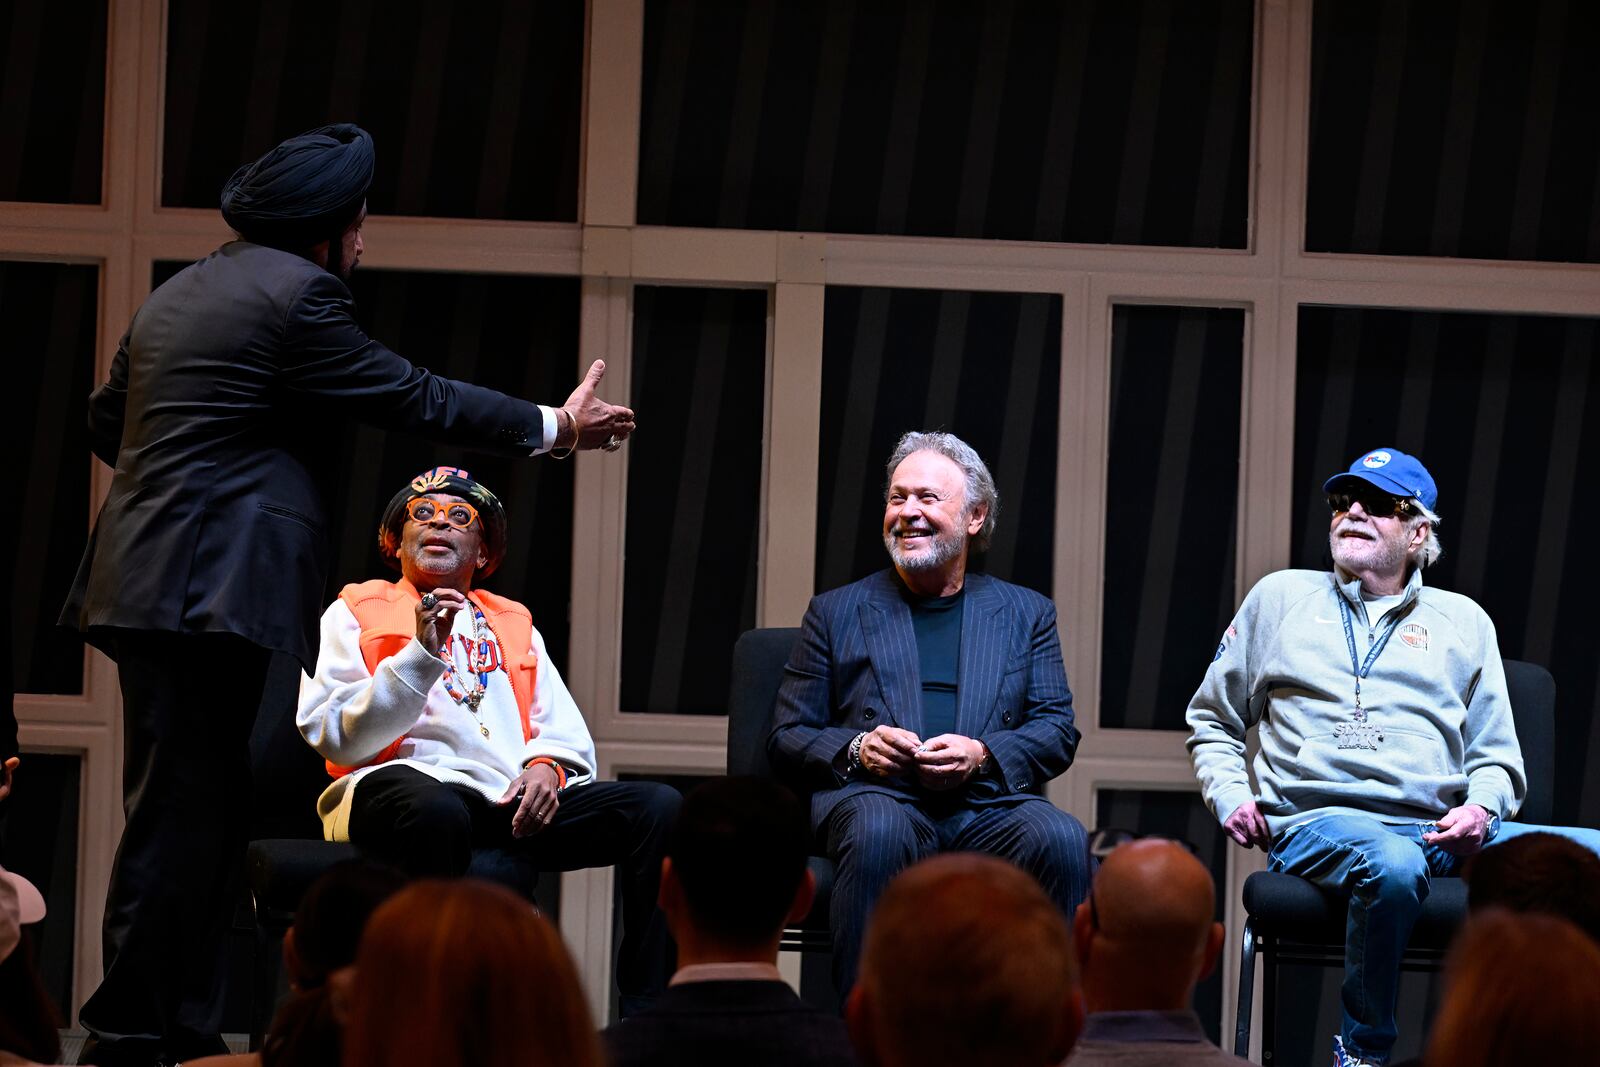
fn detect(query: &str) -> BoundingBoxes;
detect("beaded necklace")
[440,602,499,737]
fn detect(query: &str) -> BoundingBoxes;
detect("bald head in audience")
[847,853,1083,1067]
[1074,839,1223,1013]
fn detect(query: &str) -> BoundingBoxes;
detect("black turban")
[377,466,508,579]
[220,123,375,247]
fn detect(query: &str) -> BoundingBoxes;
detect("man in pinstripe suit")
[769,431,1092,995]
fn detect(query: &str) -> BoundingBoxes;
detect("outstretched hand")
[0,756,17,803]
[561,360,636,451]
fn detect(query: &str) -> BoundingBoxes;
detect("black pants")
[348,764,678,1004]
[80,630,271,1059]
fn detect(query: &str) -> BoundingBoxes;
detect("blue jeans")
[1268,814,1460,1063]
[1269,815,1600,1063]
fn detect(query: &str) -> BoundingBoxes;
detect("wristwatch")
[846,731,868,774]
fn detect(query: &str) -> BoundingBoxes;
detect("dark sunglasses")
[1327,489,1414,519]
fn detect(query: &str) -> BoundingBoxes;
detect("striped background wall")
[1294,306,1600,825]
[6,262,97,695]
[621,287,767,715]
[1101,306,1244,731]
[1308,0,1600,263]
[816,286,1062,597]
[639,0,1253,246]
[161,0,583,221]
[0,0,105,204]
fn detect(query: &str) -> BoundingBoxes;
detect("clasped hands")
[857,725,987,790]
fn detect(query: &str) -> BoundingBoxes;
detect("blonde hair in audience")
[342,879,602,1067]
[1424,908,1600,1067]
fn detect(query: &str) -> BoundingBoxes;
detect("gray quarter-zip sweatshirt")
[1185,567,1526,839]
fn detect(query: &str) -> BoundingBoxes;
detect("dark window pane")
[6,262,95,693]
[1308,1,1600,263]
[162,0,582,221]
[640,0,1252,247]
[1095,787,1228,1043]
[153,261,579,670]
[621,287,766,715]
[0,0,106,203]
[1295,306,1600,825]
[817,287,1060,596]
[1101,306,1243,730]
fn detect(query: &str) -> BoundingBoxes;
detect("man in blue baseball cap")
[1184,447,1600,1066]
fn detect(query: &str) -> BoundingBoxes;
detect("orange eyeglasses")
[406,497,480,529]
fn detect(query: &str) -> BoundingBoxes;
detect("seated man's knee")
[353,776,473,875]
[1359,835,1430,902]
[635,781,682,823]
[832,796,924,869]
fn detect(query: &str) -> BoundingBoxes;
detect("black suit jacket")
[767,569,1080,831]
[61,242,543,669]
[602,980,859,1067]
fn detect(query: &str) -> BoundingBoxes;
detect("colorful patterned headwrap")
[378,466,507,578]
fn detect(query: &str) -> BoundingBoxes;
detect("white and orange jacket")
[296,577,596,841]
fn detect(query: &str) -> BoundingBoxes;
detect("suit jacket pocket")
[257,500,318,533]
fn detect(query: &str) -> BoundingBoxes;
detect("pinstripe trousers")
[823,790,1093,995]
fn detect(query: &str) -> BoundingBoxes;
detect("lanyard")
[1336,593,1403,713]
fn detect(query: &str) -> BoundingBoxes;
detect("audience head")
[1424,909,1600,1066]
[848,853,1081,1067]
[343,879,601,1067]
[286,859,406,990]
[0,864,59,1064]
[1465,831,1600,943]
[1073,838,1223,1013]
[256,861,405,1067]
[661,776,814,956]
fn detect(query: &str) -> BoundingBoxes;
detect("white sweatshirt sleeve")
[296,599,446,766]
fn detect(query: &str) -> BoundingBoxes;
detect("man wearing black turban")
[61,124,635,1067]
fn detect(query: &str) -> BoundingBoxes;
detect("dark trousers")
[80,630,271,1059]
[348,765,678,1004]
[823,791,1093,994]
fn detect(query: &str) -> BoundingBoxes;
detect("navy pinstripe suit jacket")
[767,568,1081,831]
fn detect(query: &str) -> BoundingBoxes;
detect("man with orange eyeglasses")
[297,466,677,1014]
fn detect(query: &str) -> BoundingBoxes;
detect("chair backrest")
[726,627,803,778]
[1503,658,1555,826]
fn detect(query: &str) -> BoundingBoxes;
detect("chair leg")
[1261,930,1278,1063]
[251,904,287,1051]
[1234,917,1257,1056]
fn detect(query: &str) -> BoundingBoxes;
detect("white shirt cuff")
[533,405,558,454]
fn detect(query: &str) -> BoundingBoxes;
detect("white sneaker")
[1332,1035,1383,1067]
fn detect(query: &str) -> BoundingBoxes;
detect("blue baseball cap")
[1323,447,1437,512]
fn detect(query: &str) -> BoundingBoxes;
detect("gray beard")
[885,529,965,572]
[1329,530,1409,580]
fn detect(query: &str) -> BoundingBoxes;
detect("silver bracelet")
[847,731,868,773]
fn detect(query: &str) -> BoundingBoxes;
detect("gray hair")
[884,431,1000,553]
[1410,501,1442,569]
